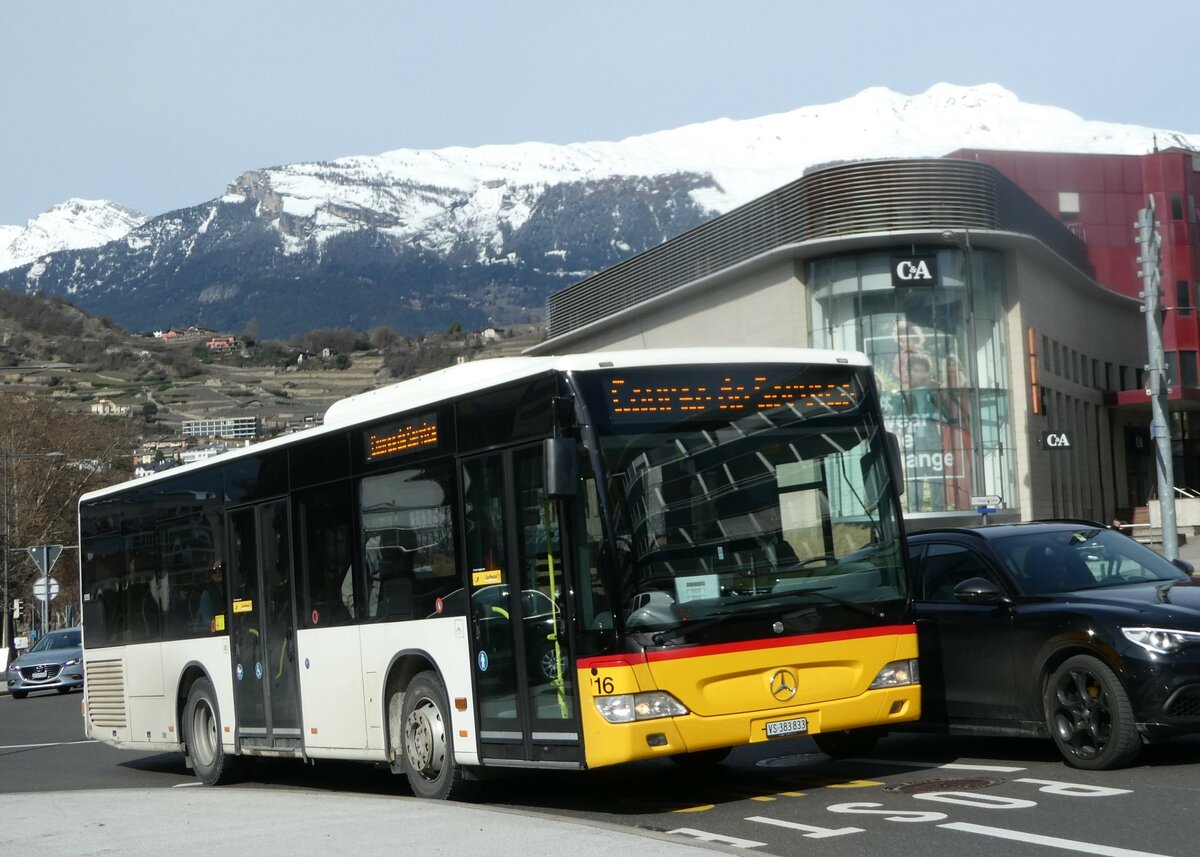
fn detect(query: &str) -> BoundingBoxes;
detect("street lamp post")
[2,450,64,663]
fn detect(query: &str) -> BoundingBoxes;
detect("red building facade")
[950,147,1200,492]
[950,147,1200,384]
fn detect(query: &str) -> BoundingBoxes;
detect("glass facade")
[809,249,1016,517]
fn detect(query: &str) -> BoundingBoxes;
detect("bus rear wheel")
[401,671,466,799]
[185,677,240,785]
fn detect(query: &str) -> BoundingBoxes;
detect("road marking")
[940,821,1177,857]
[668,828,766,849]
[671,804,715,813]
[172,782,204,788]
[847,758,1027,772]
[748,816,864,838]
[0,739,96,751]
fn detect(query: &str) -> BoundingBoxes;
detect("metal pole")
[39,547,48,635]
[2,453,9,661]
[1137,196,1179,559]
[942,229,989,510]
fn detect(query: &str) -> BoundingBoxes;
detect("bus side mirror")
[544,438,578,497]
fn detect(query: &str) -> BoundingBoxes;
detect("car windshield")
[30,630,81,652]
[990,528,1190,594]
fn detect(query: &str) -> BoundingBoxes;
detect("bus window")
[297,483,356,627]
[360,460,459,621]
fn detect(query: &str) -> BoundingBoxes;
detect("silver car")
[6,628,83,699]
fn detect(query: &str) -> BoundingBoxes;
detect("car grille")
[20,664,62,681]
[1165,688,1200,718]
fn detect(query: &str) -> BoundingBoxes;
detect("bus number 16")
[592,675,615,695]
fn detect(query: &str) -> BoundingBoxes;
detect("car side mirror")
[1172,558,1195,575]
[953,576,1012,606]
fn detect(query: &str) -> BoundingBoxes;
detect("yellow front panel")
[578,627,919,769]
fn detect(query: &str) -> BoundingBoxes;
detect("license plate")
[765,716,809,738]
[32,669,47,679]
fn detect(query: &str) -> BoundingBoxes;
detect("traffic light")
[11,598,22,620]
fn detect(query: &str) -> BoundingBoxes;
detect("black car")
[907,521,1200,770]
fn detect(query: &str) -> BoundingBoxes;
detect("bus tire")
[401,671,466,800]
[812,727,883,758]
[185,677,240,786]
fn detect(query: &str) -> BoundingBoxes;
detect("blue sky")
[2,0,1197,225]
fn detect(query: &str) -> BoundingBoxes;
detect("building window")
[1171,192,1184,220]
[1058,191,1080,218]
[1182,352,1199,388]
[1178,281,1192,316]
[809,249,1014,516]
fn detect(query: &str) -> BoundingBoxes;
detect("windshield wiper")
[779,587,887,620]
[650,604,782,646]
[649,585,883,645]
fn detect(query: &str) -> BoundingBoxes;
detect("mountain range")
[2,83,1197,339]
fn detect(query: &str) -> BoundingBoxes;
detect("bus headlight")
[594,691,689,723]
[869,659,919,689]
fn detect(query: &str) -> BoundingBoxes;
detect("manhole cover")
[885,776,1006,794]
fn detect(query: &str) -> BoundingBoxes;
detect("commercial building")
[181,416,260,440]
[531,151,1200,528]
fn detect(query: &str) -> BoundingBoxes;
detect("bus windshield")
[578,363,906,643]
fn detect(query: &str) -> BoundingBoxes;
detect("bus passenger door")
[227,500,303,751]
[461,445,581,765]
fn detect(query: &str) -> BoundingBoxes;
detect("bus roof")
[80,347,868,503]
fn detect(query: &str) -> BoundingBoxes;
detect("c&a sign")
[1039,430,1072,450]
[891,254,939,287]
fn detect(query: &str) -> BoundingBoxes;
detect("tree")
[0,395,138,628]
[368,325,399,351]
[142,402,158,422]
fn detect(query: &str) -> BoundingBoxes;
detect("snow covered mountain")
[0,199,145,272]
[2,83,1197,338]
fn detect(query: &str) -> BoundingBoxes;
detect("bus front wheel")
[184,677,240,786]
[401,671,466,799]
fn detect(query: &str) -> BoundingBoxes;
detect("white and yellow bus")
[78,348,919,798]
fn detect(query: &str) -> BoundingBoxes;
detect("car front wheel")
[1043,654,1141,770]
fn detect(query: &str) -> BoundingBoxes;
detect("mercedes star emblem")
[770,668,798,701]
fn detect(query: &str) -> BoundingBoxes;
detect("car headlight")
[7,662,20,673]
[64,657,81,667]
[594,691,688,723]
[1121,627,1200,654]
[869,659,920,689]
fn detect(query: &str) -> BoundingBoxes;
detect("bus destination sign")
[365,412,439,462]
[606,368,860,420]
